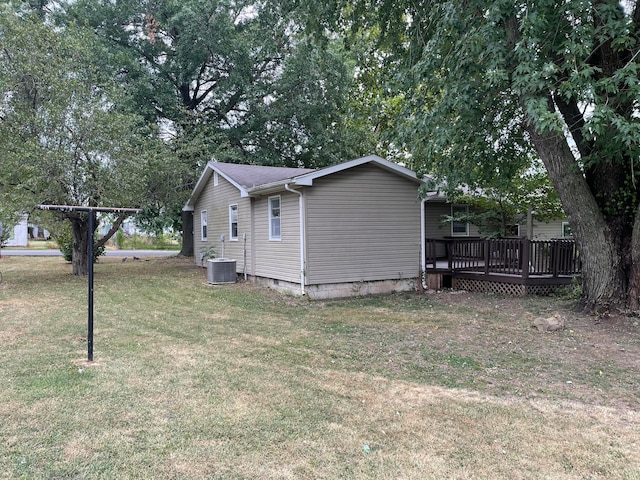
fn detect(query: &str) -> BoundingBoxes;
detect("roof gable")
[184,155,421,211]
[292,155,420,187]
[183,162,313,211]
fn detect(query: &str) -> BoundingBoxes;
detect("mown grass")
[0,256,639,479]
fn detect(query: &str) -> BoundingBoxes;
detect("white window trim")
[562,221,572,238]
[213,172,219,186]
[201,210,208,241]
[506,224,521,237]
[451,204,469,237]
[268,196,281,241]
[229,204,238,241]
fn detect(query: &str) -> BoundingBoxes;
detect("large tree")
[338,1,640,311]
[61,0,374,166]
[61,0,375,255]
[0,3,166,274]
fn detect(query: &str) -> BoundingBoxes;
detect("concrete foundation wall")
[249,275,417,299]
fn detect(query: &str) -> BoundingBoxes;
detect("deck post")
[521,238,530,280]
[483,239,490,276]
[447,238,453,271]
[551,241,559,277]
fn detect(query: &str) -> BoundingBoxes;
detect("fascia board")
[293,154,420,186]
[182,162,249,211]
[182,164,213,211]
[423,191,448,202]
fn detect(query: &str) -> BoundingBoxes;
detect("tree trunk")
[67,213,127,275]
[525,120,626,309]
[628,207,640,309]
[70,216,90,276]
[180,210,194,257]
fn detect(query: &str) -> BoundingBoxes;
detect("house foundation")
[305,278,417,299]
[249,275,418,299]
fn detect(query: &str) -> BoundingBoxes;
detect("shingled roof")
[184,155,421,211]
[212,162,314,190]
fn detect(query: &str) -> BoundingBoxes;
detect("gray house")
[183,155,424,298]
[422,189,572,242]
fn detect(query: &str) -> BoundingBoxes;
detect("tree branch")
[553,95,590,159]
[95,213,127,249]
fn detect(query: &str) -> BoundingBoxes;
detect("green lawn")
[0,256,639,479]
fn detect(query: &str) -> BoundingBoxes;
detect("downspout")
[284,183,306,295]
[421,198,427,290]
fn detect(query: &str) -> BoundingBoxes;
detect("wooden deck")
[424,238,580,294]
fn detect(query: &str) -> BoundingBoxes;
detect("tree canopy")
[334,0,640,309]
[1,0,376,269]
[63,0,372,169]
[53,0,377,256]
[0,3,166,273]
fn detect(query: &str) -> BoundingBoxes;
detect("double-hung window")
[269,196,281,241]
[229,204,238,241]
[562,221,572,238]
[201,210,208,241]
[451,205,469,236]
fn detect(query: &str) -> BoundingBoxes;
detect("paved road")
[0,249,177,257]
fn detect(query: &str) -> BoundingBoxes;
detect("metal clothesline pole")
[88,210,94,360]
[38,205,142,361]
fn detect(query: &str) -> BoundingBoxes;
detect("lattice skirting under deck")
[452,278,567,296]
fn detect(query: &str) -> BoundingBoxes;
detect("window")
[213,172,219,186]
[562,221,572,238]
[505,224,520,237]
[229,204,238,240]
[451,205,469,236]
[269,196,281,240]
[201,210,208,241]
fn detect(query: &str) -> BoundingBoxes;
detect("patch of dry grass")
[0,256,639,479]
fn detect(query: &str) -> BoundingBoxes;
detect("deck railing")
[424,237,581,278]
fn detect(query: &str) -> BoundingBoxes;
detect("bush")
[54,224,105,262]
[115,228,125,249]
[199,246,216,266]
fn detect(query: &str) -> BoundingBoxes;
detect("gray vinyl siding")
[523,218,568,240]
[424,202,450,239]
[253,192,301,283]
[426,202,566,241]
[424,202,482,257]
[304,164,421,285]
[193,175,252,273]
[424,202,450,258]
[424,202,481,238]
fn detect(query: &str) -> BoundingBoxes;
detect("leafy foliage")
[53,0,377,242]
[54,222,104,263]
[0,207,21,249]
[330,0,640,308]
[63,0,371,168]
[0,4,166,273]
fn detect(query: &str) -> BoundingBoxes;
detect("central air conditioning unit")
[207,258,237,284]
